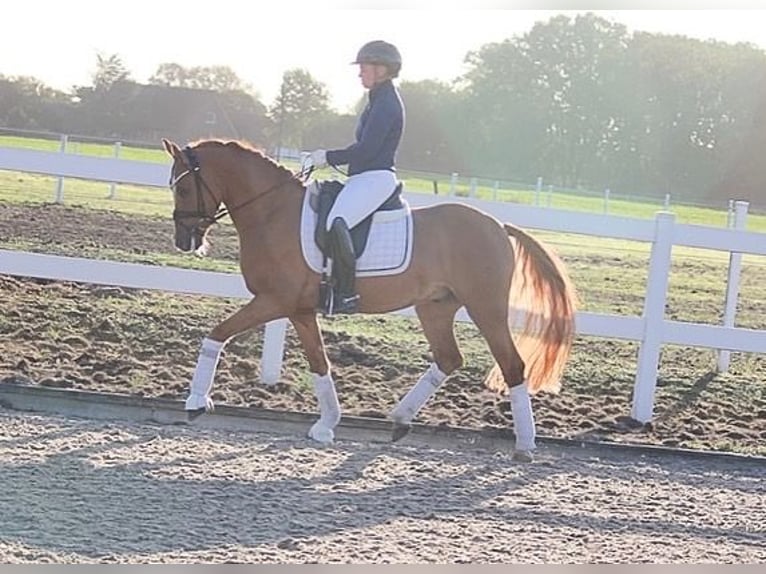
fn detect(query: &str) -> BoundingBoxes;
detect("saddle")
[312,179,404,258]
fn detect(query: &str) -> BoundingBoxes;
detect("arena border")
[0,381,764,466]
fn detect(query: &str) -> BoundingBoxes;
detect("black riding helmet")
[352,40,402,78]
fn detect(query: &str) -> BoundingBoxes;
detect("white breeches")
[325,170,398,231]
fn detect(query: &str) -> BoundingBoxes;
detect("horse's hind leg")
[290,312,340,444]
[390,298,462,441]
[464,299,535,462]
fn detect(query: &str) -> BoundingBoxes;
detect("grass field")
[3,131,765,326]
[2,133,765,230]
[1,138,765,323]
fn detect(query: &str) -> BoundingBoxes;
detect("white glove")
[309,149,328,169]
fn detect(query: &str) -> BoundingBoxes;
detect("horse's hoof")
[512,449,534,463]
[308,422,335,444]
[187,408,206,421]
[391,422,412,443]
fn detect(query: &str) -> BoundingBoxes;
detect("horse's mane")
[189,138,296,180]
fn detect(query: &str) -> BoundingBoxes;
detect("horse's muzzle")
[174,224,194,252]
[174,223,208,255]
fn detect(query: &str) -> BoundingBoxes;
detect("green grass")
[2,141,763,327]
[0,171,174,218]
[3,130,763,332]
[0,134,167,163]
[3,133,766,231]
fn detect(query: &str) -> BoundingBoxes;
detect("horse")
[161,138,577,462]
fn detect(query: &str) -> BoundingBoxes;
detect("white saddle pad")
[300,182,414,277]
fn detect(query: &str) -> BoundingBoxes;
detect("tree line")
[2,13,765,204]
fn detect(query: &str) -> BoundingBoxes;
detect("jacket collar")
[368,78,393,101]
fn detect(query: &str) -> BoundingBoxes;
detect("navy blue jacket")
[326,79,404,176]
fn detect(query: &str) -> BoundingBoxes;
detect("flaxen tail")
[484,223,577,395]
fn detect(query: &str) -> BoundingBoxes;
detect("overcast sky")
[3,4,766,111]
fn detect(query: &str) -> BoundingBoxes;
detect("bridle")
[170,146,303,233]
[170,147,226,231]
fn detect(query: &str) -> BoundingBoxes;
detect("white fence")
[1,146,765,423]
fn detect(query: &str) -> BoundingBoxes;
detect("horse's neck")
[227,176,304,239]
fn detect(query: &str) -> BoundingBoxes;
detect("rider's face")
[358,63,388,89]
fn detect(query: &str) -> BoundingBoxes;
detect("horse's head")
[162,138,225,256]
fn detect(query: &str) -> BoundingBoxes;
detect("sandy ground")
[1,202,765,456]
[0,409,764,564]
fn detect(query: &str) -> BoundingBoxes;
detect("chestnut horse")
[162,138,577,461]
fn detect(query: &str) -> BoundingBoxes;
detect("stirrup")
[332,293,359,315]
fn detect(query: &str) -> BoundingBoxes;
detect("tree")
[461,37,548,180]
[302,112,357,152]
[92,53,131,92]
[148,63,188,87]
[461,13,632,186]
[149,63,250,92]
[269,68,331,150]
[0,75,71,130]
[66,53,137,137]
[188,65,246,92]
[397,80,464,173]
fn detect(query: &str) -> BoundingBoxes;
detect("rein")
[171,146,303,228]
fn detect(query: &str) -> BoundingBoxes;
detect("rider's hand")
[309,149,328,170]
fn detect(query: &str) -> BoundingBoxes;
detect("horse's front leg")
[290,312,339,444]
[186,295,283,419]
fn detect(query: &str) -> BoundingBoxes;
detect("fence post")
[260,319,288,385]
[449,173,458,196]
[535,176,543,206]
[663,193,671,210]
[603,188,610,214]
[631,211,675,423]
[54,134,68,203]
[717,200,749,373]
[108,142,121,199]
[469,177,477,198]
[492,181,499,201]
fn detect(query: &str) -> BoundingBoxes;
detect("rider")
[308,40,405,314]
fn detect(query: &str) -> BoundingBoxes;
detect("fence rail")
[1,145,764,423]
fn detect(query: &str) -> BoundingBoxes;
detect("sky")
[3,3,766,113]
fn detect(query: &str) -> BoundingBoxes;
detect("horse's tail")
[484,223,578,395]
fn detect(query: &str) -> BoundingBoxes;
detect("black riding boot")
[329,217,360,315]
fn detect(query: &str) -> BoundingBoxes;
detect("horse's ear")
[161,138,182,160]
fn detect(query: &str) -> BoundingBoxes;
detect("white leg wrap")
[308,372,341,444]
[185,337,224,411]
[509,382,536,452]
[390,363,447,424]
